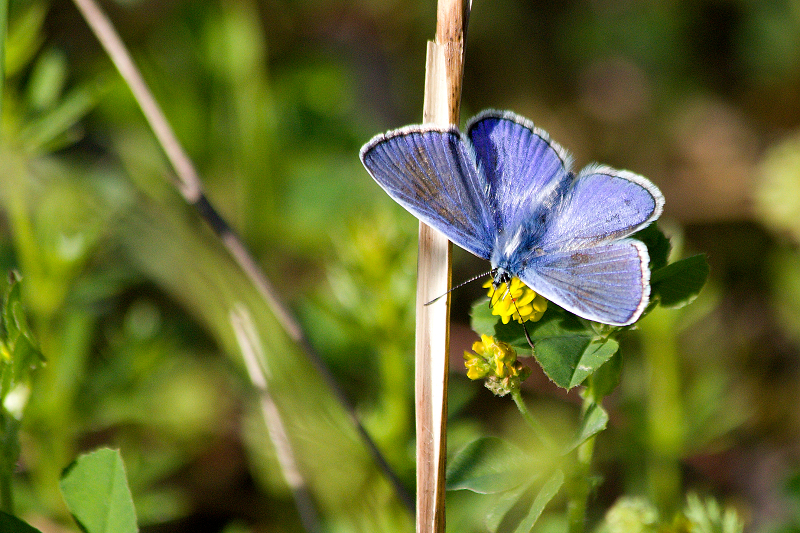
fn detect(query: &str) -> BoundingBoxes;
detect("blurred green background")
[2,0,800,531]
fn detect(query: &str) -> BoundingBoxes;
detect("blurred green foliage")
[0,0,796,531]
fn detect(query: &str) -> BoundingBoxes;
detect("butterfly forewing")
[467,111,573,235]
[360,126,496,260]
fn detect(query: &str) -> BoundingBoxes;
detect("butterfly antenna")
[424,270,493,306]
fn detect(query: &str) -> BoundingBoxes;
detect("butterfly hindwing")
[467,110,573,235]
[360,126,496,260]
[516,239,650,326]
[502,165,662,325]
[540,165,664,251]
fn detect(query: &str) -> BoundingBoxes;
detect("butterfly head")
[490,268,513,297]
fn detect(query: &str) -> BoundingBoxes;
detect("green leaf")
[633,223,671,271]
[0,273,43,406]
[0,511,43,532]
[588,350,623,401]
[472,303,621,389]
[447,437,533,494]
[27,47,68,113]
[486,470,566,533]
[5,1,47,78]
[1,273,22,341]
[651,254,710,308]
[533,329,618,390]
[684,493,744,533]
[470,298,504,340]
[60,448,138,533]
[565,402,609,454]
[508,308,589,347]
[472,302,590,355]
[486,480,534,533]
[1,273,44,385]
[20,81,106,154]
[564,337,620,389]
[531,329,593,388]
[513,470,564,533]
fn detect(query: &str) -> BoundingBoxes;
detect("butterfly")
[359,110,664,326]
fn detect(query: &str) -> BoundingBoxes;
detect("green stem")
[0,0,7,124]
[566,390,603,533]
[566,434,595,533]
[0,412,16,515]
[639,307,683,512]
[510,388,556,450]
[0,466,12,515]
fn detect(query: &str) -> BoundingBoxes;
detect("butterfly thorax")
[490,222,547,278]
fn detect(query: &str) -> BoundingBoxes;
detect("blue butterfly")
[359,110,664,326]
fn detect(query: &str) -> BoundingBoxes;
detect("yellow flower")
[463,334,530,396]
[484,276,547,324]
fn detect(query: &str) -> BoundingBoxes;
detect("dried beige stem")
[415,2,469,532]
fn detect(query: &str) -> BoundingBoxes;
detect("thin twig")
[70,0,201,202]
[71,0,413,515]
[231,306,320,533]
[0,0,8,126]
[415,1,470,532]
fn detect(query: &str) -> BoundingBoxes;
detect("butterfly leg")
[506,294,536,353]
[489,269,536,353]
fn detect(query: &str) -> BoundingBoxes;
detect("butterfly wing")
[507,165,664,326]
[516,240,651,325]
[360,125,496,259]
[538,165,664,250]
[467,110,573,235]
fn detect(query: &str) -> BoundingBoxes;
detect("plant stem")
[639,306,683,512]
[0,468,11,515]
[0,412,16,515]
[415,2,469,532]
[0,0,7,125]
[510,388,556,450]
[230,307,320,533]
[0,0,8,121]
[566,434,595,533]
[565,390,602,533]
[415,45,454,532]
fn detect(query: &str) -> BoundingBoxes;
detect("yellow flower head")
[484,276,547,324]
[463,334,531,396]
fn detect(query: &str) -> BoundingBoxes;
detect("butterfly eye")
[492,269,511,286]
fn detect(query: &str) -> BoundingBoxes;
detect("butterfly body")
[360,110,664,326]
